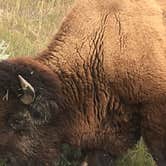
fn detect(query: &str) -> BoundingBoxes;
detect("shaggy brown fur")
[0,0,165,165]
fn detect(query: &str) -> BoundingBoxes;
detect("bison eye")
[27,99,56,125]
[31,110,41,119]
[29,108,51,125]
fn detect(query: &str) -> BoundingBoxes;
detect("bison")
[0,0,166,165]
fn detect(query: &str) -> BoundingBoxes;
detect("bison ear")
[18,75,35,105]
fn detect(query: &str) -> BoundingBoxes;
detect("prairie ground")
[0,0,156,165]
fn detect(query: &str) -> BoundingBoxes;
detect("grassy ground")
[0,0,156,166]
[0,0,73,57]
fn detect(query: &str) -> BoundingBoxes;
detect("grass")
[116,138,156,166]
[57,139,156,166]
[0,0,156,165]
[0,0,73,57]
[0,160,6,166]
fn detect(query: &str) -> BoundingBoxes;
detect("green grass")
[0,0,156,165]
[116,138,156,166]
[0,160,6,166]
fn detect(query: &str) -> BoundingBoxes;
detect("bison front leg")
[80,151,115,166]
[141,103,166,166]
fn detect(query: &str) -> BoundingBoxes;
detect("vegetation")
[0,160,6,166]
[116,138,156,166]
[0,0,73,57]
[0,0,156,165]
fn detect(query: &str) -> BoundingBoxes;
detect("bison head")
[0,58,61,165]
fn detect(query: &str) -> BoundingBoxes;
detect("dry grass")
[0,0,73,56]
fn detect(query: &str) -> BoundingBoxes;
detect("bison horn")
[18,75,35,105]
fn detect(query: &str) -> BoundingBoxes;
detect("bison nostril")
[31,110,42,119]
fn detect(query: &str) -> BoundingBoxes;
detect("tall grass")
[0,0,73,56]
[0,0,156,165]
[0,40,10,60]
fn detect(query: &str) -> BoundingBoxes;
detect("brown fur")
[0,0,165,165]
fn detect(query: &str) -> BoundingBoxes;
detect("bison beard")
[0,0,166,166]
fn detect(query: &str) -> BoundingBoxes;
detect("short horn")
[18,74,35,105]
